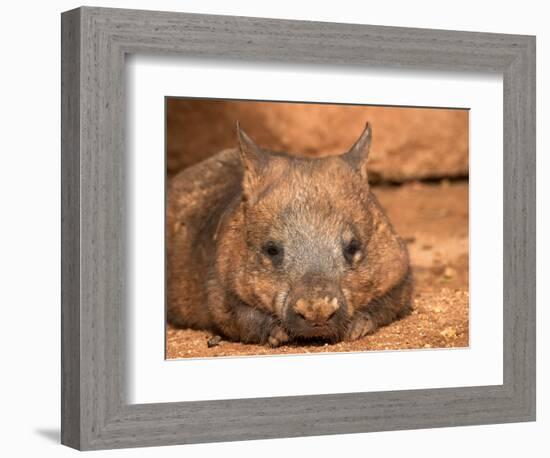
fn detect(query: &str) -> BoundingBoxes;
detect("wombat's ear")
[342,122,372,178]
[237,122,269,201]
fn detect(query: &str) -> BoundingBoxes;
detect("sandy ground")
[166,180,469,359]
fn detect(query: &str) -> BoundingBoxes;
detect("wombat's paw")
[346,314,377,341]
[267,326,290,348]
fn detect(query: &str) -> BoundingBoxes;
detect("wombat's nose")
[293,296,339,325]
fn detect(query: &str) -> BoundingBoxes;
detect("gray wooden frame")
[61,6,536,451]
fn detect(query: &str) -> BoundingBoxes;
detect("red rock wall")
[166,99,468,183]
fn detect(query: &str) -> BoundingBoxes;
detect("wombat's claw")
[267,326,289,348]
[346,315,376,341]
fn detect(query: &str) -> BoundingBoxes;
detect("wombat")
[167,123,412,347]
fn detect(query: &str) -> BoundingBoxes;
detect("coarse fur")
[167,123,413,347]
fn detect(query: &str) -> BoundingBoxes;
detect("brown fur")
[167,124,413,347]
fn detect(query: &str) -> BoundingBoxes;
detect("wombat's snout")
[293,296,340,326]
[286,276,344,332]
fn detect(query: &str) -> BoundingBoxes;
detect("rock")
[207,335,222,348]
[440,327,457,339]
[166,99,469,183]
[443,266,456,279]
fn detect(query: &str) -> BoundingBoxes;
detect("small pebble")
[207,335,222,348]
[443,266,456,279]
[440,327,457,339]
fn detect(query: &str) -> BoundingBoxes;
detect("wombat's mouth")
[292,335,341,346]
[280,288,350,343]
[290,325,343,342]
[283,315,348,343]
[281,299,349,342]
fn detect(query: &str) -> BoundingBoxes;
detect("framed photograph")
[61,6,536,450]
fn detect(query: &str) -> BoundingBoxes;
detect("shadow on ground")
[35,428,60,443]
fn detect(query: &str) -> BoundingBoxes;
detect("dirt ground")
[166,180,469,359]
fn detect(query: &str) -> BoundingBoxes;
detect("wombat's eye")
[343,239,362,264]
[262,241,284,262]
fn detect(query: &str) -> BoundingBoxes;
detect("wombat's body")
[167,125,412,346]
